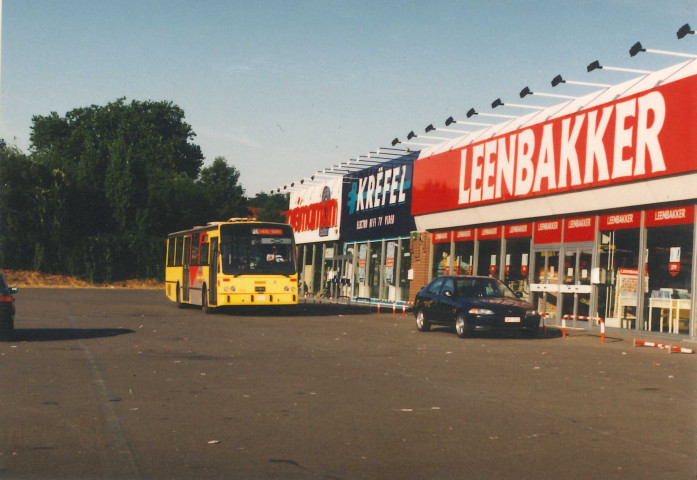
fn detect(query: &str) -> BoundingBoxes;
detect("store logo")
[347,165,410,214]
[457,90,666,206]
[286,187,338,234]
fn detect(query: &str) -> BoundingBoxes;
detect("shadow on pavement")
[6,328,135,342]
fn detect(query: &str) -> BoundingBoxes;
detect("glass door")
[531,249,561,321]
[559,246,593,327]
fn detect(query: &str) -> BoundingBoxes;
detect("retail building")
[409,58,697,338]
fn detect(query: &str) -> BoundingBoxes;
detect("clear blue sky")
[1,0,696,195]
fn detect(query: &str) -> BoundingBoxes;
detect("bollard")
[392,301,396,315]
[402,303,406,317]
[562,316,567,338]
[600,319,605,343]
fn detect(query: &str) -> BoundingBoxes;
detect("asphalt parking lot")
[0,288,695,479]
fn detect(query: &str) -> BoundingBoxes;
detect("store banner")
[287,177,343,244]
[534,219,562,244]
[645,205,695,227]
[505,223,533,238]
[413,71,697,216]
[454,229,474,241]
[599,211,641,230]
[341,156,417,241]
[564,216,596,242]
[432,231,452,243]
[477,226,501,240]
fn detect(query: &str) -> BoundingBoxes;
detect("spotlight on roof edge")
[391,138,400,146]
[407,131,417,140]
[629,41,697,59]
[677,23,695,39]
[587,59,651,74]
[425,124,436,133]
[629,42,645,57]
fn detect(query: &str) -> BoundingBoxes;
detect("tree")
[198,157,247,221]
[248,192,289,223]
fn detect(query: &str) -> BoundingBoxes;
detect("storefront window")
[453,229,474,275]
[432,232,452,278]
[597,225,641,329]
[644,217,693,334]
[477,227,501,277]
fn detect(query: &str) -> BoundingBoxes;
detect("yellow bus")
[165,219,298,312]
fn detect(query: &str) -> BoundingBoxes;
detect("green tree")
[27,98,206,281]
[248,192,289,223]
[198,156,247,221]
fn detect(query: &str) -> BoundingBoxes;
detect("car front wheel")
[455,313,471,338]
[415,309,431,332]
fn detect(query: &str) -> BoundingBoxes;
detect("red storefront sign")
[564,216,596,242]
[599,211,641,230]
[477,226,501,240]
[454,229,474,241]
[505,222,533,238]
[644,205,694,227]
[432,231,452,243]
[413,72,697,216]
[534,219,562,244]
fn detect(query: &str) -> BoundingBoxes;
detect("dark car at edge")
[414,275,540,338]
[0,273,17,341]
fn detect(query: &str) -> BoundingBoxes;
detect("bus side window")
[167,238,176,266]
[191,233,200,266]
[200,243,209,266]
[174,237,183,266]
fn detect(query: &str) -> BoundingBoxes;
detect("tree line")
[0,98,288,283]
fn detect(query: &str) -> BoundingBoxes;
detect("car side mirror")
[443,290,454,298]
[9,287,17,294]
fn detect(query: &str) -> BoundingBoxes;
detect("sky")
[1,0,697,196]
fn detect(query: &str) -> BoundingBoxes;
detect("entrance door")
[530,249,561,320]
[559,247,593,326]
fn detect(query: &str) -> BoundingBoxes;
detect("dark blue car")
[0,273,17,341]
[414,276,540,338]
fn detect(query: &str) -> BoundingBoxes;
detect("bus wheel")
[202,285,213,314]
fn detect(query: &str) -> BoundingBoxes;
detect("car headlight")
[469,308,495,315]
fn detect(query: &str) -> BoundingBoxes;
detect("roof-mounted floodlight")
[587,59,651,74]
[467,106,516,120]
[520,85,575,100]
[677,23,695,39]
[551,74,610,88]
[492,97,544,110]
[425,124,436,133]
[629,40,697,58]
[391,138,400,146]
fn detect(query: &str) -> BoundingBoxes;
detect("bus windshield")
[219,224,296,276]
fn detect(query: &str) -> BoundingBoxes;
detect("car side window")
[441,278,455,295]
[427,277,444,295]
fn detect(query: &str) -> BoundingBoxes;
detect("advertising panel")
[341,156,417,241]
[412,72,697,216]
[287,177,343,244]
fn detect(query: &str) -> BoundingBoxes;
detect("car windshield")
[455,278,518,299]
